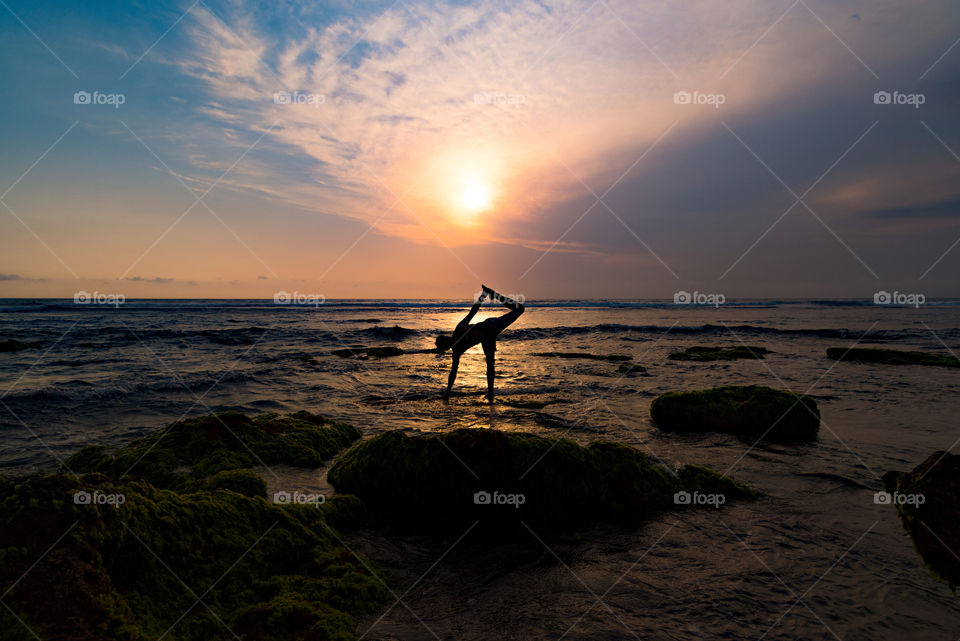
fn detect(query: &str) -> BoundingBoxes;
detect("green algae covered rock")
[0,473,387,641]
[650,385,819,443]
[328,429,754,532]
[668,346,769,361]
[883,452,960,589]
[827,347,960,368]
[66,411,361,491]
[203,468,268,498]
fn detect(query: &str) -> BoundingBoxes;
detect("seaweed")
[328,428,755,532]
[0,473,387,641]
[650,385,820,443]
[883,452,960,590]
[66,411,361,491]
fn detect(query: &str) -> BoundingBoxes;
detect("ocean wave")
[64,325,274,346]
[2,370,256,404]
[352,325,420,340]
[504,323,946,341]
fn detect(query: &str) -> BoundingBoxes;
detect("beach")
[2,298,959,639]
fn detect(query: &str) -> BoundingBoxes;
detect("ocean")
[2,298,959,638]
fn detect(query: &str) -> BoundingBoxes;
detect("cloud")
[0,274,24,280]
[170,0,959,253]
[862,196,960,221]
[125,276,177,283]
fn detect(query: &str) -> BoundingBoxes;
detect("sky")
[1,0,959,299]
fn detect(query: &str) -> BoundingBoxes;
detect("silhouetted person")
[436,285,525,403]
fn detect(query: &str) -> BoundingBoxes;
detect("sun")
[458,181,492,215]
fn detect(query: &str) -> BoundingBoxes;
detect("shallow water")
[2,298,959,638]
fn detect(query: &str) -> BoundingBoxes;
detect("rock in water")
[66,410,360,491]
[0,473,387,641]
[328,428,755,532]
[668,345,769,361]
[650,385,820,443]
[0,339,39,352]
[883,452,960,589]
[827,347,960,368]
[332,345,404,359]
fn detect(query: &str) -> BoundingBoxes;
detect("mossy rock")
[66,411,361,491]
[827,347,960,368]
[0,473,387,641]
[669,346,769,361]
[0,339,40,353]
[883,452,960,589]
[532,351,632,362]
[203,468,267,498]
[328,429,754,532]
[331,346,403,359]
[650,385,820,443]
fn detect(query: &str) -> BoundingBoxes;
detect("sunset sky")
[1,0,959,299]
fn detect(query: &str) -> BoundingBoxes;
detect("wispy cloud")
[166,0,959,254]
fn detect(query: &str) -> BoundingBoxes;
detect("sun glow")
[459,181,492,214]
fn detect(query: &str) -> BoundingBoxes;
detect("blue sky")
[1,0,959,299]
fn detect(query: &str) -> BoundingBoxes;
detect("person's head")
[435,334,454,353]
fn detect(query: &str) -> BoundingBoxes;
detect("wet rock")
[827,347,960,368]
[328,428,755,532]
[0,339,40,352]
[651,385,820,443]
[668,346,769,361]
[0,473,386,641]
[332,346,404,359]
[66,411,360,491]
[883,452,960,589]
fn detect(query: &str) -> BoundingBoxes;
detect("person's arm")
[461,301,482,325]
[443,352,460,400]
[459,290,486,327]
